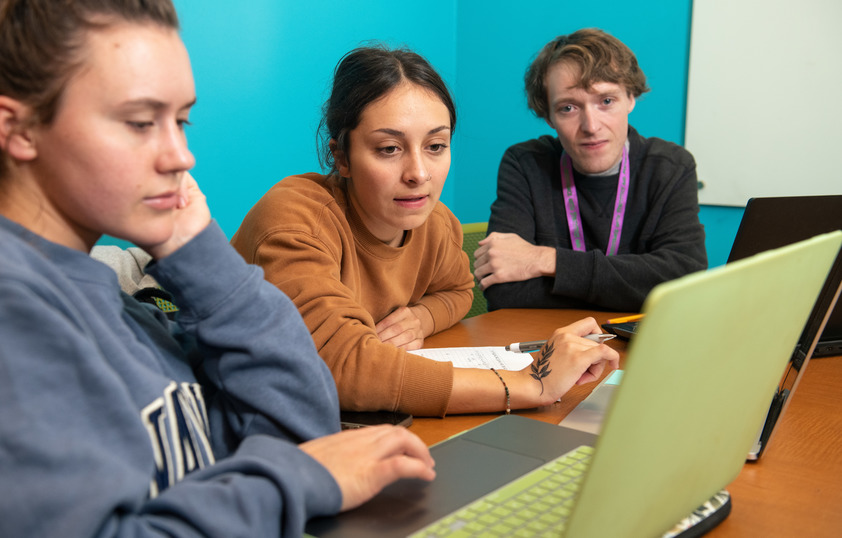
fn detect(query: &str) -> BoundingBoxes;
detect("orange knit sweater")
[231,173,474,416]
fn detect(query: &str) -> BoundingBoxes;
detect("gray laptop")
[306,231,842,538]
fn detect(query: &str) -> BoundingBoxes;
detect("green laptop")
[306,231,842,538]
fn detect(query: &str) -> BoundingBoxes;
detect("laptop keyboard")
[410,444,593,537]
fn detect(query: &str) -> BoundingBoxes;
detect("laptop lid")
[727,195,842,356]
[748,245,842,460]
[565,231,842,536]
[306,231,842,538]
[573,245,842,459]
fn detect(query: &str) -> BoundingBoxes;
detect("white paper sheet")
[410,346,532,371]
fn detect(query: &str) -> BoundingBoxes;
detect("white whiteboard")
[685,0,842,206]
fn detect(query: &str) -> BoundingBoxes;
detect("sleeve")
[485,142,707,312]
[485,144,576,310]
[413,210,475,334]
[0,268,341,538]
[251,221,455,417]
[147,222,342,448]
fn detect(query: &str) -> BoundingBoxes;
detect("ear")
[0,96,38,162]
[627,93,636,115]
[329,139,350,178]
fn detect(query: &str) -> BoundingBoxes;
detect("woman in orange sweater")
[232,45,619,417]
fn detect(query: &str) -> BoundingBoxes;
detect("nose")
[157,123,195,174]
[580,106,599,135]
[402,149,431,185]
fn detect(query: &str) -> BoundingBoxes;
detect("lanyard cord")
[560,146,630,256]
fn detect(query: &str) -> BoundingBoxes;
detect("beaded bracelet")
[490,368,511,415]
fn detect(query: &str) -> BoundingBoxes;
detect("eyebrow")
[373,125,451,137]
[119,97,197,112]
[551,88,621,108]
[550,96,579,108]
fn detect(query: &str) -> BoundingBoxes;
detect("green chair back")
[461,222,488,318]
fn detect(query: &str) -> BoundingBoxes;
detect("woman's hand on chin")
[143,172,211,259]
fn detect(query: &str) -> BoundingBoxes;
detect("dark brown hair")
[524,28,649,121]
[318,44,457,175]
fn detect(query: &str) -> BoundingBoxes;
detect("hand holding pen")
[506,333,616,353]
[492,317,620,410]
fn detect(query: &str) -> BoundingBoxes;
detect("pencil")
[606,313,645,324]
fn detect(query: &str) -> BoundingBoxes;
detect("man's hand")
[473,232,556,290]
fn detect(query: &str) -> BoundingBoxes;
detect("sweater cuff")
[417,293,463,335]
[416,297,443,334]
[236,434,342,518]
[147,221,257,319]
[398,356,453,417]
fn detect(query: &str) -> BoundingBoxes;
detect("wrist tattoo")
[530,341,553,394]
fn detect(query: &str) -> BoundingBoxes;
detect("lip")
[579,140,609,152]
[394,194,430,210]
[143,192,180,211]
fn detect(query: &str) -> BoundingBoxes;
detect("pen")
[606,313,645,324]
[505,334,616,353]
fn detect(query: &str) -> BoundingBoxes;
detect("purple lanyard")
[560,146,630,256]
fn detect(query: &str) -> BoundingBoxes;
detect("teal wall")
[174,0,458,236]
[151,0,743,266]
[452,0,693,221]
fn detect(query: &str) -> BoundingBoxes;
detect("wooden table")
[412,309,842,537]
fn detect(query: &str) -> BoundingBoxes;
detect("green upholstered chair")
[461,222,488,318]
